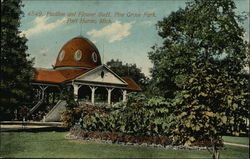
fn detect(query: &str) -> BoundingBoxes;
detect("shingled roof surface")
[34,69,89,83]
[55,37,101,68]
[34,69,142,91]
[122,77,142,91]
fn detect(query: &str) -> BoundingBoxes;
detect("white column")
[90,86,97,104]
[39,86,48,100]
[106,88,114,105]
[73,84,80,101]
[122,90,127,102]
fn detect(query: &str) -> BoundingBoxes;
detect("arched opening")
[111,88,123,103]
[30,85,42,104]
[30,85,61,121]
[78,85,91,103]
[45,86,61,105]
[95,87,108,104]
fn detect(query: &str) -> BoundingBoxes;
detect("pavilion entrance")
[78,85,91,103]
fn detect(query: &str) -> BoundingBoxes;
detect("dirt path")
[0,121,63,132]
[0,124,52,129]
[224,142,249,148]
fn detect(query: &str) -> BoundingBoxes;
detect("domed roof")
[54,36,101,69]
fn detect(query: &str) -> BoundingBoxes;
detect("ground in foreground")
[0,131,249,158]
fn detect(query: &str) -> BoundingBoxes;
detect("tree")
[148,0,248,159]
[149,0,247,99]
[171,60,248,159]
[106,59,149,89]
[61,85,78,109]
[0,0,34,120]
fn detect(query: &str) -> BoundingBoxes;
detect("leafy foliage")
[148,0,248,158]
[0,0,34,120]
[61,105,104,128]
[148,0,247,99]
[106,59,149,89]
[171,61,248,145]
[121,94,173,136]
[62,94,173,137]
[61,85,78,109]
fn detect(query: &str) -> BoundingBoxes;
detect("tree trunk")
[212,151,220,159]
[212,144,220,159]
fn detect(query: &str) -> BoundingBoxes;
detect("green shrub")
[62,94,173,137]
[123,94,173,136]
[61,105,104,128]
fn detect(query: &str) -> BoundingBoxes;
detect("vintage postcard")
[1,0,249,158]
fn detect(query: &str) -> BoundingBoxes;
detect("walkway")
[224,142,249,148]
[0,121,63,132]
[1,121,248,149]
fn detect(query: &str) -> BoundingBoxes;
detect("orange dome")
[54,36,101,69]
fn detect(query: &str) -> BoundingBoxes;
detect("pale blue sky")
[20,0,249,77]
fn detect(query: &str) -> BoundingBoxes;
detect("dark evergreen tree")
[0,0,34,120]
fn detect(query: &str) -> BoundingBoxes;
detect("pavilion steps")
[43,100,67,122]
[30,100,43,114]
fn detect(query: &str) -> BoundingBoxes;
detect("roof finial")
[102,42,105,65]
[80,23,83,36]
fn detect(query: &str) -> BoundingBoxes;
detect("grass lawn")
[0,131,249,158]
[223,136,249,145]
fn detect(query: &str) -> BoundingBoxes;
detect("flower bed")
[68,125,207,150]
[63,97,216,150]
[69,125,170,146]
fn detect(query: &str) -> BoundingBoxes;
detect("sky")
[20,0,250,77]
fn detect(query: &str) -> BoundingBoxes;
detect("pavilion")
[30,36,141,121]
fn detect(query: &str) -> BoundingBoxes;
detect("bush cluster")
[62,94,221,147]
[62,93,174,137]
[61,104,104,128]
